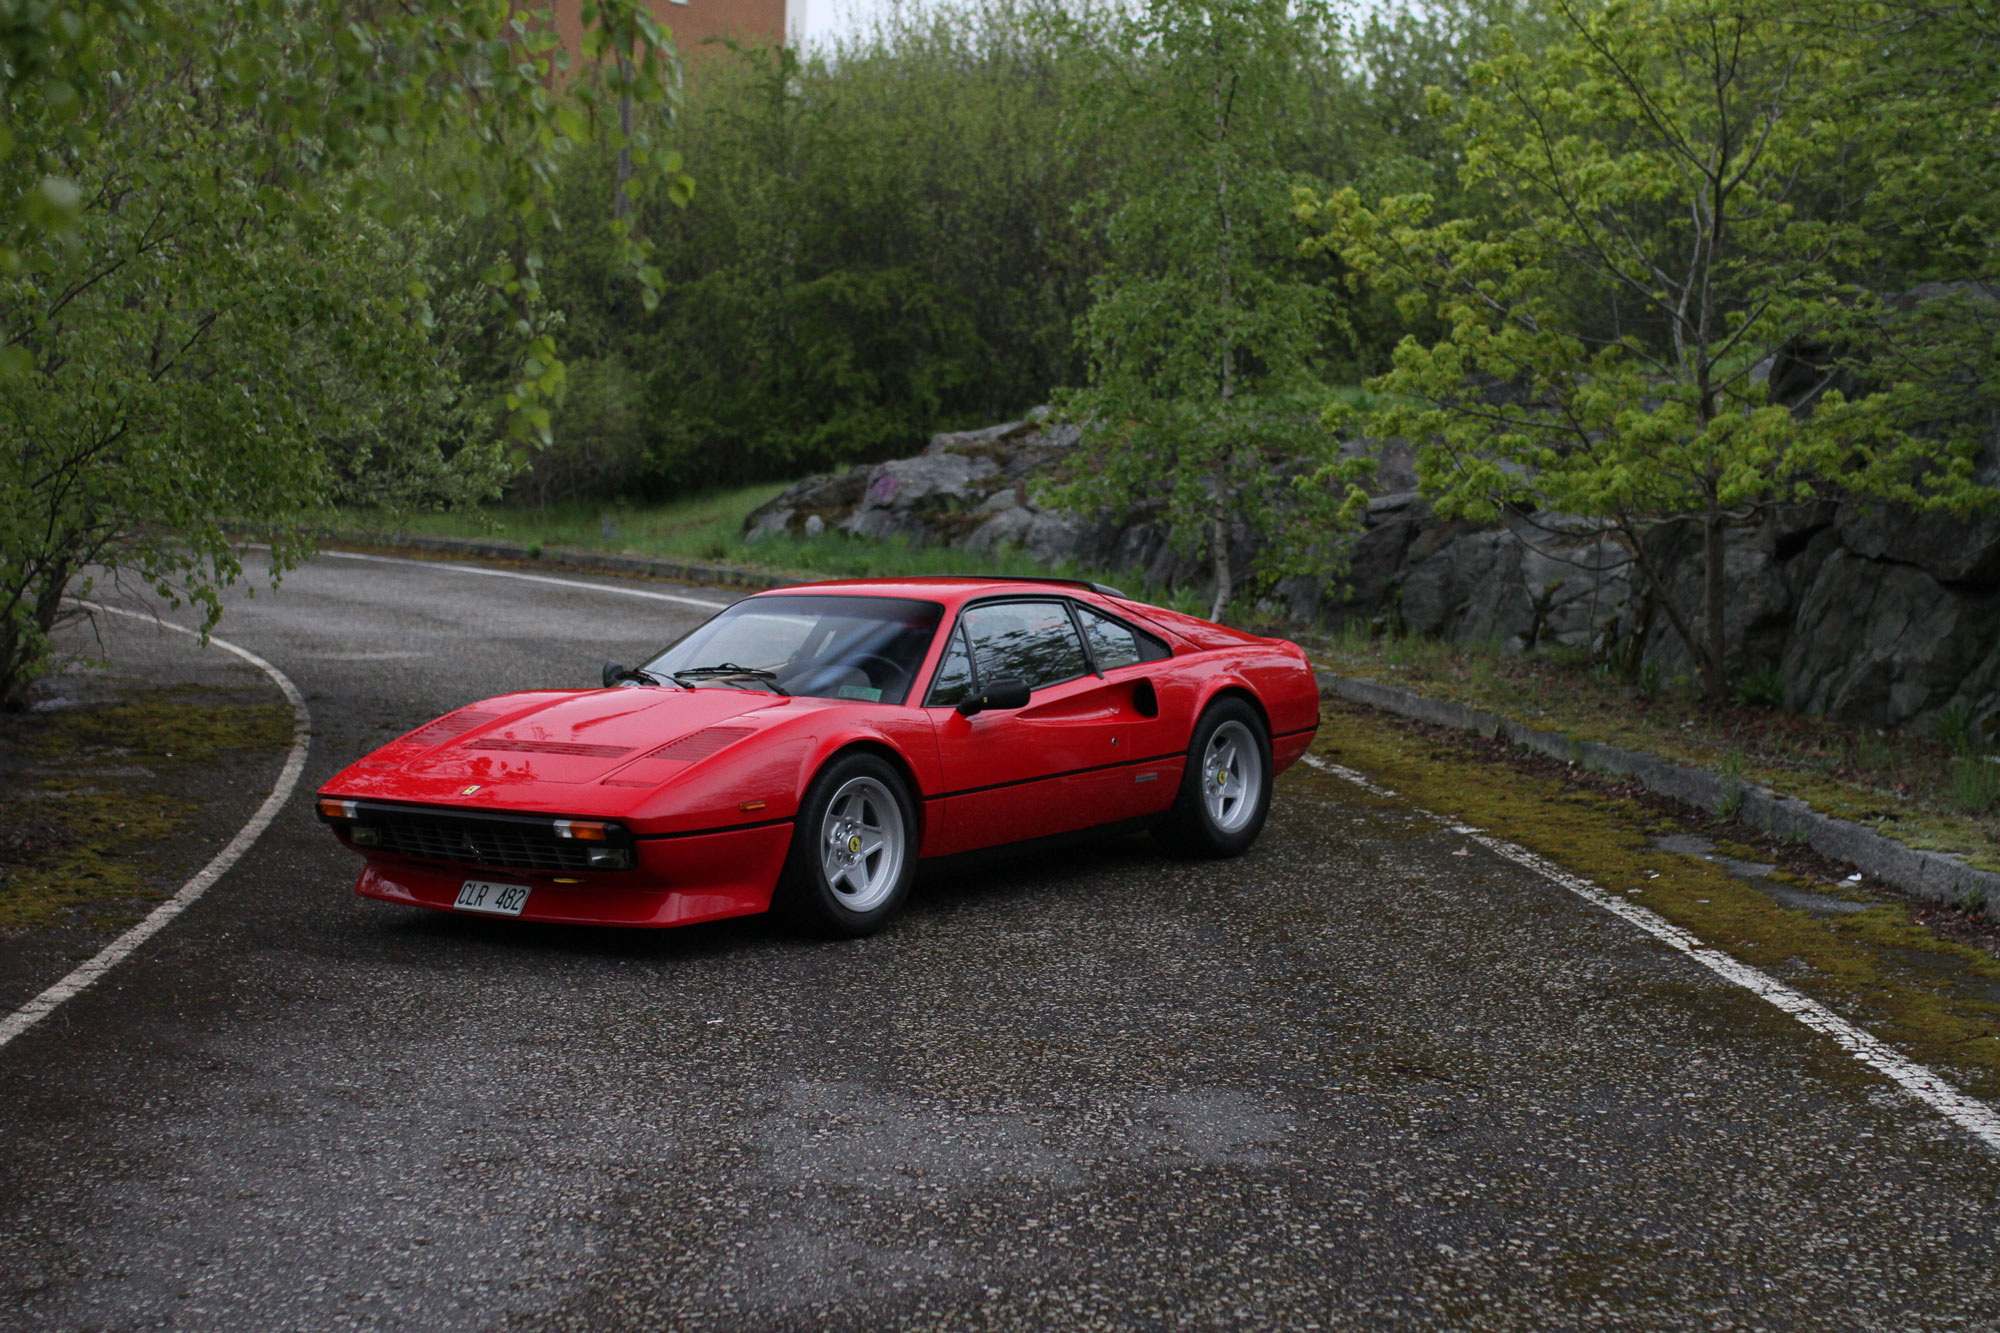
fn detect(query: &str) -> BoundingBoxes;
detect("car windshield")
[640,595,943,706]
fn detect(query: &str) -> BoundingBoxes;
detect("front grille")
[367,809,600,872]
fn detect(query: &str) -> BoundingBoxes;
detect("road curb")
[318,530,798,592]
[1316,669,2000,921]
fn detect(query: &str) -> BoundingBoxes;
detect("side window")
[1075,605,1169,669]
[926,625,976,707]
[960,601,1089,691]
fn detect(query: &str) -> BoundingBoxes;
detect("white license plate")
[454,880,531,917]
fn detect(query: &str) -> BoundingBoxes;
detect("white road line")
[316,548,732,609]
[0,605,313,1051]
[1298,752,2000,1154]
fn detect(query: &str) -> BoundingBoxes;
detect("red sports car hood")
[352,687,792,793]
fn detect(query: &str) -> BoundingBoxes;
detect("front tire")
[1153,698,1273,858]
[776,752,917,937]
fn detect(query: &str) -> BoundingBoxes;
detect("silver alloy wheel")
[818,774,906,912]
[1201,719,1263,834]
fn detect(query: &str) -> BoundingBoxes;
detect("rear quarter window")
[1076,604,1171,670]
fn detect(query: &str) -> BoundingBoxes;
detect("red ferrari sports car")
[316,576,1320,936]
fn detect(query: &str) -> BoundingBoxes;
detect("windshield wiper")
[670,663,790,695]
[603,661,672,688]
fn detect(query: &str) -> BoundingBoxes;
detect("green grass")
[1297,624,2000,872]
[338,484,792,564]
[335,489,1208,614]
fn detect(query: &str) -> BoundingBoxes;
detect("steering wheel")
[846,652,911,693]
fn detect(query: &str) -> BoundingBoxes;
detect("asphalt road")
[1,552,1996,1332]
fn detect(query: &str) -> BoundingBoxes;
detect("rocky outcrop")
[744,410,2000,734]
[745,413,1090,561]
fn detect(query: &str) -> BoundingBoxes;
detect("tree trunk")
[1208,500,1232,623]
[614,59,634,223]
[1208,47,1235,624]
[1699,503,1728,703]
[0,558,72,712]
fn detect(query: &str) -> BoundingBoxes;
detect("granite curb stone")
[1318,670,2000,921]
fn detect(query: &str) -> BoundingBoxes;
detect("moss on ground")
[1316,703,2000,1101]
[0,687,292,932]
[1302,631,2000,872]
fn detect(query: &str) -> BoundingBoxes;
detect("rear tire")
[1153,698,1272,858]
[776,752,918,937]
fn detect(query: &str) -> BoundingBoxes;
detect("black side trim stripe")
[635,724,1310,840]
[928,750,1185,803]
[634,814,796,841]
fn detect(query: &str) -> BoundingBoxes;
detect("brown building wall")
[551,0,788,63]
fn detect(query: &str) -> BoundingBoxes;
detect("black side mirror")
[956,676,1031,717]
[602,661,627,689]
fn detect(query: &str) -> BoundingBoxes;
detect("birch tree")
[1055,0,1365,622]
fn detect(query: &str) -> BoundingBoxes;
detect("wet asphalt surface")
[1,552,1997,1331]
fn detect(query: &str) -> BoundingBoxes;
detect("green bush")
[1733,665,1787,711]
[1949,755,2000,815]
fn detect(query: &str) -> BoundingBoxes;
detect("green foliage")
[0,0,688,703]
[1948,756,2000,816]
[1051,0,1370,621]
[1934,701,1979,756]
[1718,750,1748,819]
[1734,666,1786,711]
[1303,0,1999,703]
[512,6,1112,497]
[505,0,1497,503]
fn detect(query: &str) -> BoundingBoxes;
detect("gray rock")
[740,466,870,540]
[1457,534,1536,652]
[1322,494,1426,626]
[736,408,2000,735]
[923,417,1038,456]
[965,504,1088,563]
[744,506,793,543]
[1634,525,1793,678]
[837,452,1003,544]
[1835,499,2000,585]
[1782,551,2000,726]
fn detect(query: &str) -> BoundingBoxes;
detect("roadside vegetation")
[333,490,1209,612]
[1304,628,2000,872]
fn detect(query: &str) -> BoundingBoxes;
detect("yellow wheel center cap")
[848,834,863,854]
[1215,770,1227,787]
